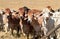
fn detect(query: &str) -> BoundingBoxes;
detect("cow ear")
[16,12,19,14]
[3,12,5,15]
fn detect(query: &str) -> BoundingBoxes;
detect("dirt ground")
[0,31,30,39]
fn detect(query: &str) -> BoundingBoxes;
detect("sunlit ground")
[0,30,32,39]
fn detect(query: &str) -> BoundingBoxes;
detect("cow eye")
[16,12,18,14]
[40,14,43,16]
[3,12,5,15]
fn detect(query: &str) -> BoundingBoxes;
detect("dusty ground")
[0,31,30,39]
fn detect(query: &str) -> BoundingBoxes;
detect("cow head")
[0,9,5,15]
[27,10,34,22]
[47,6,52,11]
[18,7,25,19]
[18,7,29,20]
[27,9,42,23]
[5,8,11,16]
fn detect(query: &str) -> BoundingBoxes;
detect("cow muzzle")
[46,17,49,21]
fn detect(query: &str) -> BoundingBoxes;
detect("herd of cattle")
[0,6,60,39]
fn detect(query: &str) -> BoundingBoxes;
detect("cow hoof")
[23,33,26,37]
[17,34,20,37]
[5,32,8,34]
[11,33,14,36]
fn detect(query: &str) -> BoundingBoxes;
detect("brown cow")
[5,8,21,36]
[27,9,44,39]
[21,16,34,39]
[2,8,11,33]
[18,6,30,35]
[18,7,34,39]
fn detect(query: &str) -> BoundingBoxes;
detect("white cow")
[43,9,60,39]
[0,10,9,33]
[41,8,51,35]
[0,10,4,30]
[52,11,60,39]
[3,14,8,33]
[41,8,56,39]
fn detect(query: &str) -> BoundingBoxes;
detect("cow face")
[18,7,29,20]
[27,10,34,23]
[11,11,20,19]
[18,8,24,18]
[45,13,49,21]
[27,10,42,23]
[5,8,11,16]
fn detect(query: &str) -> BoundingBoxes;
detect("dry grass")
[0,31,27,39]
[0,0,60,10]
[0,30,33,39]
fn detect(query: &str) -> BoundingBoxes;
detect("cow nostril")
[27,20,30,23]
[16,12,18,14]
[20,16,23,19]
[46,17,49,20]
[7,16,9,18]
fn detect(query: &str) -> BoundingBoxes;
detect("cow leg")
[27,33,29,39]
[33,34,38,39]
[11,29,13,35]
[11,28,14,35]
[32,32,35,39]
[32,31,38,39]
[41,26,47,36]
[53,31,57,39]
[39,30,44,38]
[4,23,8,34]
[47,31,56,39]
[16,26,20,36]
[20,19,24,34]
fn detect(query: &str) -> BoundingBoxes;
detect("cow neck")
[9,12,12,19]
